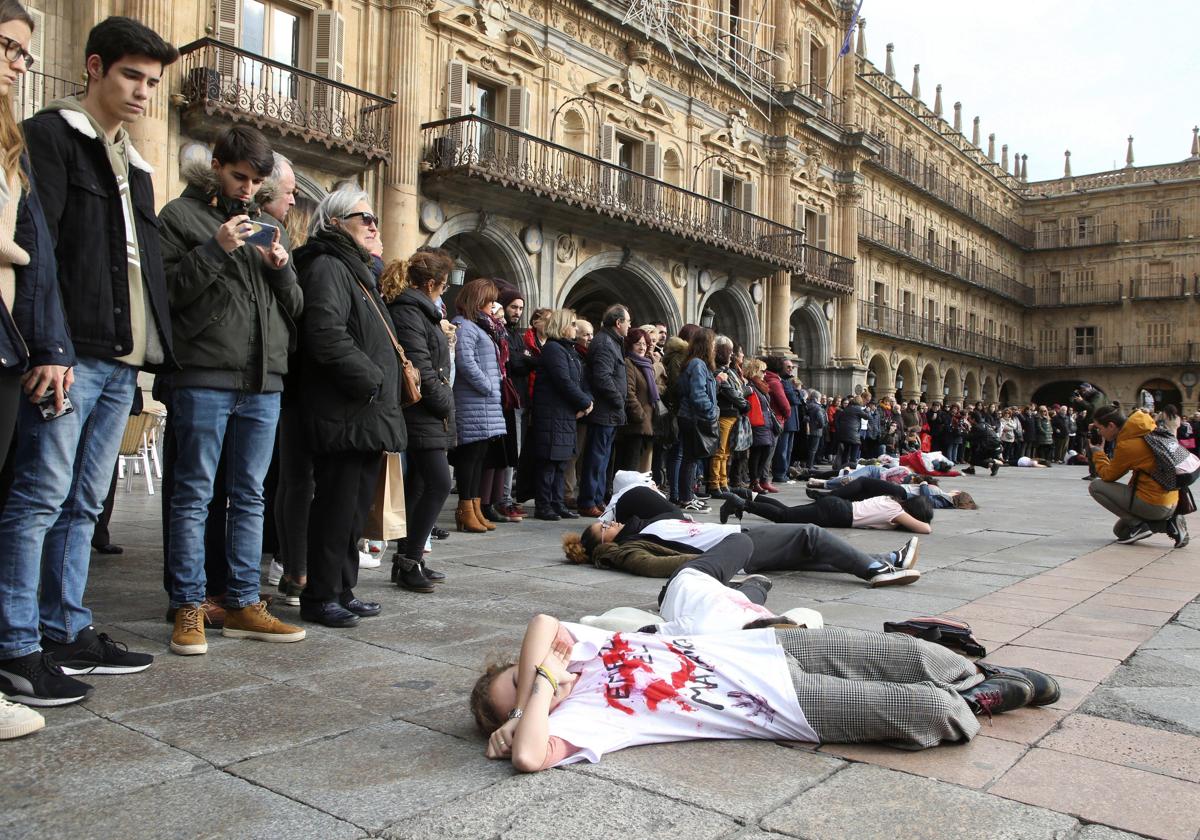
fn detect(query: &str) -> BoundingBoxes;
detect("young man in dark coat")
[0,17,177,706]
[834,396,866,470]
[577,303,629,516]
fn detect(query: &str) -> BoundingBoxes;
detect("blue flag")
[839,0,864,56]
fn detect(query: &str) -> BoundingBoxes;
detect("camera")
[1088,427,1101,446]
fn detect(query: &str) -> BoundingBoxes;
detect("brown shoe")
[470,498,497,531]
[165,596,226,628]
[455,499,488,533]
[578,505,605,517]
[222,601,306,643]
[170,605,208,656]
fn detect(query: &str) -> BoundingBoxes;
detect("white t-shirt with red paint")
[545,621,818,767]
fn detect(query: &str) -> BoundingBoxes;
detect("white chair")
[115,412,157,495]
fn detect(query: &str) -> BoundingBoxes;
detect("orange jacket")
[1093,410,1178,508]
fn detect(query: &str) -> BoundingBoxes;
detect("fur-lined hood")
[179,158,221,194]
[42,98,154,174]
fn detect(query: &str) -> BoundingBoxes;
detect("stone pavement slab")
[1039,713,1200,784]
[819,734,1026,789]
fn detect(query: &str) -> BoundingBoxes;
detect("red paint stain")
[600,634,696,715]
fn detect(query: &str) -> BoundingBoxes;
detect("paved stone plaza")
[2,466,1198,840]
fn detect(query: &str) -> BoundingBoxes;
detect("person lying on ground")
[721,484,935,534]
[472,534,1060,772]
[564,485,921,587]
[806,463,921,486]
[804,477,976,511]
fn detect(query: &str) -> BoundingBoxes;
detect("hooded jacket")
[159,160,301,392]
[21,100,174,370]
[1094,410,1178,508]
[389,287,454,450]
[660,336,689,412]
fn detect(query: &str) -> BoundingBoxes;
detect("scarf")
[476,311,511,379]
[628,352,660,404]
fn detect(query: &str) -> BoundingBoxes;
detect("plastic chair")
[116,412,157,495]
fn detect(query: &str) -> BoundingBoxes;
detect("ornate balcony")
[1031,223,1119,249]
[420,116,854,289]
[857,300,1032,367]
[1138,219,1183,241]
[1129,275,1189,299]
[865,135,1034,248]
[174,38,393,174]
[15,70,83,121]
[1032,281,1123,307]
[786,82,846,126]
[858,208,1032,304]
[1035,343,1200,368]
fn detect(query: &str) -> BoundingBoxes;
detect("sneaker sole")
[869,569,922,587]
[0,713,46,738]
[279,595,301,606]
[1,690,90,707]
[169,641,208,655]
[1116,531,1153,545]
[221,628,307,643]
[56,663,151,676]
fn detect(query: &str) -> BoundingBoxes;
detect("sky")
[853,0,1198,182]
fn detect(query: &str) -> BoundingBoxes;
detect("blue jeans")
[578,423,617,508]
[166,388,280,609]
[0,357,137,656]
[826,464,884,487]
[772,430,796,480]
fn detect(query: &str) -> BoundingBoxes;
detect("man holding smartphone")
[0,18,179,708]
[157,125,305,656]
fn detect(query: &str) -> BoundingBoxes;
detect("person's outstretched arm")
[893,511,933,534]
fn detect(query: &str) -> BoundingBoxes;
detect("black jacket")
[1051,412,1070,439]
[0,155,74,374]
[389,288,454,450]
[716,366,749,417]
[22,107,174,370]
[805,398,827,434]
[531,338,592,461]
[836,402,866,443]
[505,321,534,408]
[586,326,627,427]
[294,230,406,455]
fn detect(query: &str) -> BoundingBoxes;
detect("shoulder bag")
[355,280,421,408]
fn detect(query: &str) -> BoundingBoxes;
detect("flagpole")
[825,0,863,90]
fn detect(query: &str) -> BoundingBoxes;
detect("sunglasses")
[342,211,379,228]
[0,35,33,70]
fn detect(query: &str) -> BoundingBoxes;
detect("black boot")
[553,503,580,519]
[719,495,745,524]
[395,558,434,593]
[976,662,1059,706]
[421,561,446,583]
[479,504,506,523]
[959,675,1033,717]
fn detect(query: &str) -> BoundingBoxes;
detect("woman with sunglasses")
[293,190,405,628]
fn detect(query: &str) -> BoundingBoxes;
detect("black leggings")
[826,478,906,503]
[749,444,771,484]
[745,494,854,529]
[404,448,451,561]
[454,439,488,498]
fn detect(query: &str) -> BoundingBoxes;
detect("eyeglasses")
[342,211,378,228]
[0,35,33,70]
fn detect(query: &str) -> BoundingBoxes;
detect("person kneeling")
[1087,406,1181,546]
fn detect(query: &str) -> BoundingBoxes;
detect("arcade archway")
[790,301,832,381]
[895,358,918,403]
[920,363,939,403]
[866,353,893,397]
[559,252,680,333]
[428,212,536,315]
[943,368,961,405]
[1136,378,1183,413]
[701,282,758,354]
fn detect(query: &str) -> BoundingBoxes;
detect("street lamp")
[691,152,734,194]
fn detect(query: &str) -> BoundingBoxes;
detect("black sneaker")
[1116,522,1154,545]
[41,626,153,675]
[989,461,1001,476]
[0,652,93,707]
[729,574,773,594]
[431,527,450,540]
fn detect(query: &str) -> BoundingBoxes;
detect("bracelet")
[534,666,558,694]
[507,707,523,721]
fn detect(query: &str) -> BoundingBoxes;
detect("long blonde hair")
[0,1,34,191]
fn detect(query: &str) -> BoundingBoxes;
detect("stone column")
[123,0,173,204]
[834,183,862,366]
[379,0,428,260]
[772,0,792,87]
[766,149,796,355]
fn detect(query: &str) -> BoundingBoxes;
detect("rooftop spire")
[1125,135,1135,168]
[1020,154,1028,182]
[988,133,995,160]
[911,64,920,100]
[953,101,962,133]
[972,116,980,147]
[885,43,895,78]
[1064,150,1072,177]
[1001,144,1008,170]
[1191,126,1199,160]
[1012,150,1019,176]
[933,84,943,117]
[856,17,866,57]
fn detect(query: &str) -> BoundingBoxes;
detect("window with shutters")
[947,306,959,331]
[902,216,913,251]
[1076,215,1094,242]
[236,0,304,94]
[18,7,45,119]
[1146,323,1171,347]
[1073,326,1096,357]
[1038,328,1058,355]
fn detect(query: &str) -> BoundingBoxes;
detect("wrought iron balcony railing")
[795,82,845,126]
[1032,281,1124,307]
[175,38,392,162]
[1032,223,1119,249]
[857,300,1032,367]
[858,208,1032,304]
[15,70,84,120]
[1035,343,1200,368]
[1129,275,1188,299]
[421,115,854,289]
[1137,219,1182,242]
[866,135,1034,248]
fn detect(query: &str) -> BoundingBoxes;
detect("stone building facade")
[23,0,1200,410]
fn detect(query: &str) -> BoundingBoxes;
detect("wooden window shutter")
[446,60,467,118]
[709,167,724,201]
[313,11,345,115]
[741,180,758,214]
[598,124,617,198]
[642,141,662,209]
[816,212,829,251]
[215,0,240,77]
[21,8,45,119]
[504,86,530,169]
[598,124,617,162]
[799,29,811,88]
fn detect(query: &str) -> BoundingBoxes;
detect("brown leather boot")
[456,499,487,533]
[471,498,496,530]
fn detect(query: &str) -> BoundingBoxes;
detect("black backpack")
[884,617,987,657]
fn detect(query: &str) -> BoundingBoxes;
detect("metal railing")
[1129,275,1188,299]
[795,81,845,125]
[1032,281,1123,306]
[858,300,1032,366]
[866,135,1034,247]
[1036,343,1200,368]
[1138,219,1182,242]
[858,208,1032,304]
[175,38,393,162]
[421,115,855,288]
[1032,223,1119,249]
[15,70,83,120]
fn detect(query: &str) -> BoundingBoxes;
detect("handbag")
[1177,487,1197,516]
[355,280,421,407]
[364,451,407,540]
[884,616,987,657]
[501,376,521,412]
[734,414,753,452]
[685,416,720,458]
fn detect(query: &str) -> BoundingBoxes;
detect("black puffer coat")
[586,326,627,427]
[293,230,406,455]
[836,402,866,444]
[531,338,592,461]
[389,287,454,450]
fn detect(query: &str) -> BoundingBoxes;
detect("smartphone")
[37,386,74,422]
[1088,427,1101,446]
[244,219,278,249]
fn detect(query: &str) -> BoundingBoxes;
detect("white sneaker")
[0,695,46,739]
[868,567,921,587]
[359,551,381,569]
[266,558,283,586]
[368,540,386,555]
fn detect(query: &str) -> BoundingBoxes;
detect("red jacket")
[523,327,543,399]
[762,371,791,425]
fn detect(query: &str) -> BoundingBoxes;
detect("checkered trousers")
[774,627,983,750]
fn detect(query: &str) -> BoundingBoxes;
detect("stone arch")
[964,369,981,403]
[999,379,1019,406]
[558,251,681,334]
[1135,377,1183,413]
[789,299,833,376]
[895,357,918,402]
[699,280,758,355]
[943,367,961,404]
[866,352,893,396]
[560,108,588,154]
[427,211,537,309]
[663,147,684,187]
[920,363,939,403]
[982,375,997,404]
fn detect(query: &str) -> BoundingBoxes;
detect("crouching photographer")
[1087,405,1180,545]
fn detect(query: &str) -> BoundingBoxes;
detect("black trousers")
[403,447,451,562]
[93,467,118,547]
[826,477,906,503]
[745,494,854,529]
[454,439,488,498]
[659,532,762,606]
[303,450,377,604]
[274,405,314,580]
[534,457,566,510]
